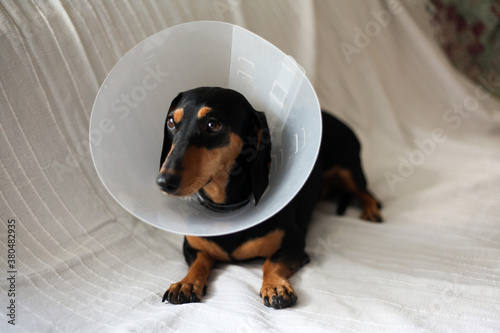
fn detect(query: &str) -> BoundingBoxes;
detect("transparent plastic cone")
[90,21,321,236]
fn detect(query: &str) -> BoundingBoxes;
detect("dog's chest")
[186,229,284,261]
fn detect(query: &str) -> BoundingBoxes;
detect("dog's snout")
[156,173,181,194]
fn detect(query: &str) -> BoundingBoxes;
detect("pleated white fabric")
[1,1,499,332]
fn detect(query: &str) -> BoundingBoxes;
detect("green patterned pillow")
[428,0,500,99]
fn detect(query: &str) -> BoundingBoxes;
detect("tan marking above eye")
[173,108,184,123]
[197,107,212,119]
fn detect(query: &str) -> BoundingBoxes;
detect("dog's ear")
[159,93,183,170]
[249,110,272,205]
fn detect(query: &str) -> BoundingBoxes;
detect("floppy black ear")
[159,93,183,170]
[249,110,272,205]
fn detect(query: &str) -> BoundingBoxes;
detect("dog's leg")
[323,166,383,222]
[163,251,214,304]
[260,259,297,309]
[336,193,353,216]
[259,254,308,309]
[357,190,383,222]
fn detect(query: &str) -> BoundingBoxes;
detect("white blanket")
[1,1,499,332]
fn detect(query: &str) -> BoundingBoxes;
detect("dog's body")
[157,87,382,309]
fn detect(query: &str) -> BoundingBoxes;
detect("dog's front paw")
[260,282,298,309]
[360,197,383,223]
[361,204,383,223]
[163,281,207,304]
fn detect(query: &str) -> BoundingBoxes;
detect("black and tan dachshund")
[157,87,382,309]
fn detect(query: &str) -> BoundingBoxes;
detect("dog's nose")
[156,173,181,194]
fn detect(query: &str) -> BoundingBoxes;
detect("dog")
[157,87,382,309]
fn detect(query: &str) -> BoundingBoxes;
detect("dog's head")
[156,87,271,206]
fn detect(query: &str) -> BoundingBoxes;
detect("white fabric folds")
[1,1,499,332]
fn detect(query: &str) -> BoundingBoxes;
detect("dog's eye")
[167,117,176,130]
[206,120,221,133]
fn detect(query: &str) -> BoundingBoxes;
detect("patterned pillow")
[428,0,500,99]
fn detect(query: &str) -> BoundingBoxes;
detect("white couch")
[1,1,499,332]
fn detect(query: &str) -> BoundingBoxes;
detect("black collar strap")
[196,192,252,213]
